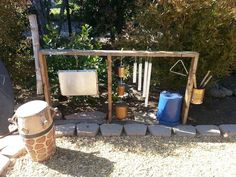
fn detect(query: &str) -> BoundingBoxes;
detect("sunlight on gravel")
[6,136,236,177]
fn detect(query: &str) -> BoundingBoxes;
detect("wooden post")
[29,14,43,94]
[39,53,52,106]
[107,55,113,122]
[182,55,199,124]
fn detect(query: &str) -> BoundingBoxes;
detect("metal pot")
[115,102,128,120]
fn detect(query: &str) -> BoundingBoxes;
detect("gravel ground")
[5,136,236,177]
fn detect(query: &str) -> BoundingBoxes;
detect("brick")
[77,123,99,137]
[219,124,236,137]
[148,125,172,137]
[1,143,26,158]
[100,124,123,136]
[55,124,76,137]
[0,154,10,176]
[124,124,147,136]
[173,125,196,137]
[196,125,221,136]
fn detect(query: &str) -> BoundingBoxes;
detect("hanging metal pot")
[115,102,128,120]
[117,84,125,96]
[118,66,125,78]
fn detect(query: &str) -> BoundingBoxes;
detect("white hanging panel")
[58,70,98,96]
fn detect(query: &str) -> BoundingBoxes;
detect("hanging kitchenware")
[117,83,125,96]
[118,66,125,78]
[115,101,128,120]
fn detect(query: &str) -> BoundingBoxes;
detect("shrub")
[0,1,34,88]
[118,0,236,89]
[42,24,107,96]
[81,0,135,39]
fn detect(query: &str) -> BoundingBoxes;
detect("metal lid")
[16,100,48,118]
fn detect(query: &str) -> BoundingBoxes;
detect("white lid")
[16,100,48,118]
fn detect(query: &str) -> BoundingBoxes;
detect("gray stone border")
[1,123,236,175]
[54,123,236,138]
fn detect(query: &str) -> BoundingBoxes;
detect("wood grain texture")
[182,54,199,124]
[107,55,113,123]
[40,49,198,58]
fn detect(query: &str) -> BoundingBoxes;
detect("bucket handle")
[49,107,58,119]
[8,113,17,126]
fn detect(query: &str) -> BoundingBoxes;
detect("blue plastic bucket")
[156,91,183,126]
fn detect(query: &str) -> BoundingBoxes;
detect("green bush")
[42,24,107,96]
[118,0,236,89]
[81,0,135,39]
[0,1,33,88]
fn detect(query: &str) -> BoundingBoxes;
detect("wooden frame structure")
[38,49,199,124]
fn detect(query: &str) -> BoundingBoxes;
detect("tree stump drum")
[15,100,56,162]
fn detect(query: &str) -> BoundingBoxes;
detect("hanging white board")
[58,70,99,96]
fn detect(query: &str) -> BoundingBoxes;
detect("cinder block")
[148,125,172,137]
[196,125,220,136]
[124,124,147,136]
[100,124,123,136]
[219,124,236,137]
[55,124,76,137]
[77,123,99,137]
[173,125,196,137]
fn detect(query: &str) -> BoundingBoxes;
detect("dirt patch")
[14,79,236,125]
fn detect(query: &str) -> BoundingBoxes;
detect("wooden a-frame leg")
[182,55,199,124]
[39,53,52,106]
[107,55,112,123]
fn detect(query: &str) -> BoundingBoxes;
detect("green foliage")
[118,0,236,89]
[0,1,33,87]
[42,24,106,96]
[80,0,135,38]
